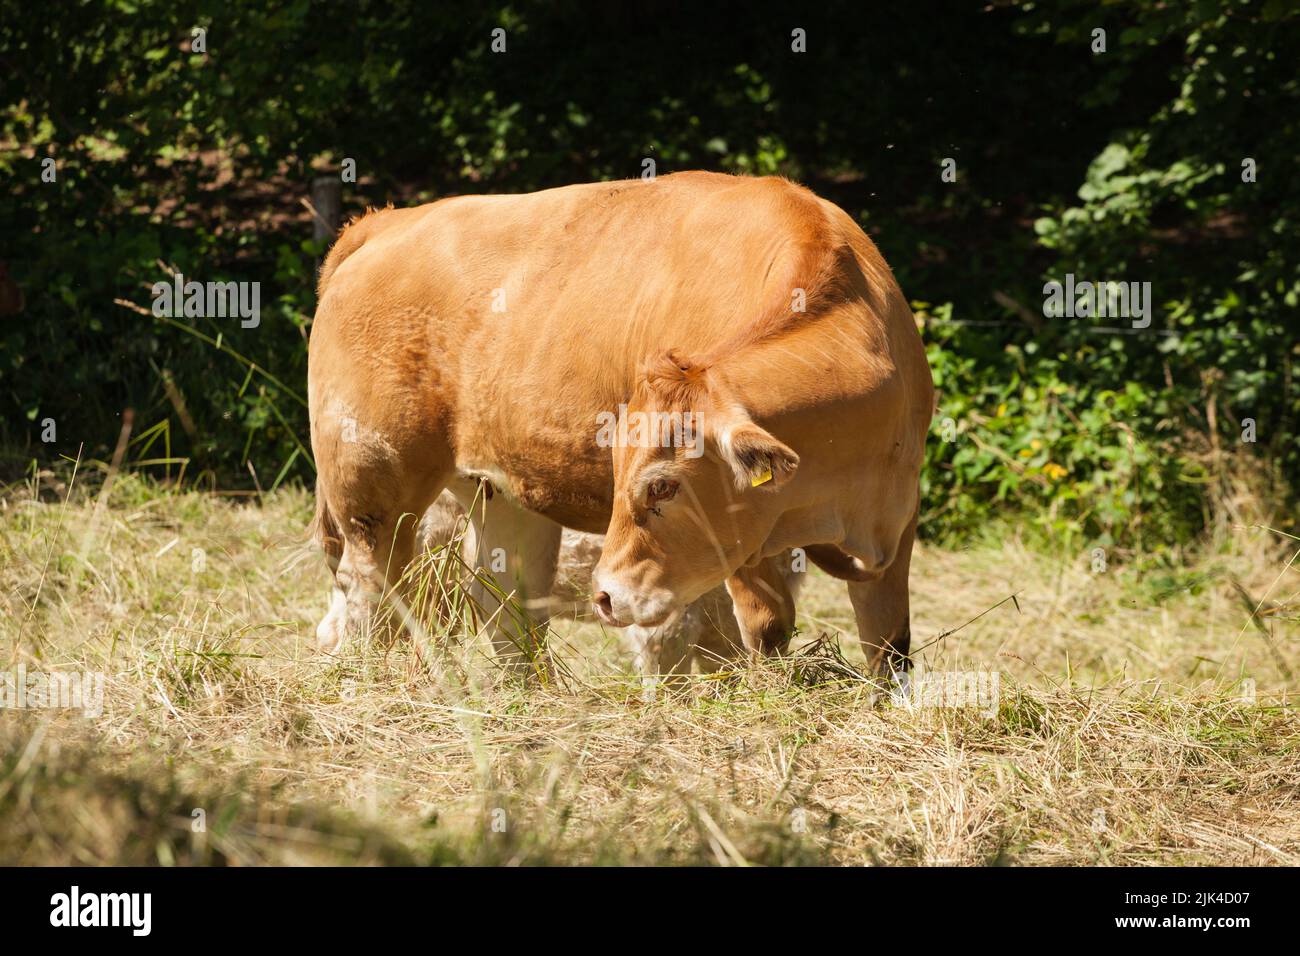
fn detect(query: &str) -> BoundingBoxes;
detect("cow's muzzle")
[591,572,681,629]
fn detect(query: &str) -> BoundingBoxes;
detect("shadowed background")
[2,0,1297,550]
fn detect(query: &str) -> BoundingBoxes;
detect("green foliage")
[923,306,1204,548]
[921,0,1299,546]
[1,0,1296,547]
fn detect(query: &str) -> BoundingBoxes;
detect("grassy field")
[1,469,1297,866]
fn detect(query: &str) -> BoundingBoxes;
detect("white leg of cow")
[621,621,694,695]
[448,480,562,678]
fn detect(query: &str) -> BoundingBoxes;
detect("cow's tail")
[308,478,343,566]
[316,205,394,299]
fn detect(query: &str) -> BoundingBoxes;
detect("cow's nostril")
[594,591,613,617]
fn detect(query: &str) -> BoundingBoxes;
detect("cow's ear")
[717,420,799,491]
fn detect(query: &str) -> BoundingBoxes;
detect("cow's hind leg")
[315,510,422,653]
[312,449,447,655]
[448,479,562,679]
[847,509,918,677]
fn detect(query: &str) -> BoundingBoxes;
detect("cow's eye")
[647,478,678,505]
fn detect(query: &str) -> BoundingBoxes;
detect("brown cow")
[308,172,932,676]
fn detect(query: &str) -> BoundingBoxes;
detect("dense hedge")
[2,0,1296,546]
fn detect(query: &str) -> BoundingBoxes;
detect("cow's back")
[308,172,923,530]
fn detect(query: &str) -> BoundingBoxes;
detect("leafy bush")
[922,304,1205,548]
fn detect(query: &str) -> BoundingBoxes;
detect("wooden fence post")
[309,176,342,283]
[310,175,342,243]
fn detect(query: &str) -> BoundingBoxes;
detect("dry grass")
[1,470,1297,865]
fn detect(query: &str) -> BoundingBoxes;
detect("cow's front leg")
[449,479,562,680]
[725,555,796,657]
[847,509,917,677]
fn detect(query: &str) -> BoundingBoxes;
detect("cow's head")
[591,351,798,628]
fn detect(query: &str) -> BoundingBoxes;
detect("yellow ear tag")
[751,465,773,487]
